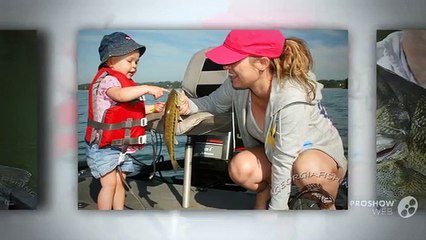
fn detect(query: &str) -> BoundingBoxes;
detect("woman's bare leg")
[292,149,345,210]
[228,147,271,209]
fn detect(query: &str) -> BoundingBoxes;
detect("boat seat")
[181,48,228,98]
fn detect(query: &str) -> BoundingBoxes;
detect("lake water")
[78,89,348,177]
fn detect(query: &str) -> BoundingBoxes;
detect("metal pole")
[182,136,193,208]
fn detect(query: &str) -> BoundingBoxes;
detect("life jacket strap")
[111,135,147,146]
[87,117,147,130]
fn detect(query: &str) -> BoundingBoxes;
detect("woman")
[180,30,347,210]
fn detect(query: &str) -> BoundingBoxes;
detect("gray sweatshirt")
[188,73,347,210]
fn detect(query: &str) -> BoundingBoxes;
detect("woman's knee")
[228,147,270,186]
[228,152,255,183]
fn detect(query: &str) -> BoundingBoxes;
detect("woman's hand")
[179,94,191,115]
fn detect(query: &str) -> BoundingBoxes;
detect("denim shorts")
[86,144,134,179]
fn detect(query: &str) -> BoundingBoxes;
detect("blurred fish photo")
[376,30,426,209]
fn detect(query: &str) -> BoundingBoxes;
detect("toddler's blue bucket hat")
[98,32,146,65]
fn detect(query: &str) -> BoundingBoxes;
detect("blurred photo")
[0,30,39,210]
[376,30,426,211]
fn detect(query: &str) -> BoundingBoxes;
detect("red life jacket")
[84,68,147,149]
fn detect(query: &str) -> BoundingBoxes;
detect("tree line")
[318,78,348,89]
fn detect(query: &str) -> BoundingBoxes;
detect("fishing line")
[114,130,169,209]
[124,130,165,179]
[152,131,167,180]
[117,165,147,210]
[149,130,158,179]
[132,130,168,180]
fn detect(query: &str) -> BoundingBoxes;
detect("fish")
[376,65,426,206]
[164,89,183,170]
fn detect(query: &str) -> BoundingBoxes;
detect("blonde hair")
[270,37,316,101]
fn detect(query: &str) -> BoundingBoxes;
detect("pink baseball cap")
[206,30,285,65]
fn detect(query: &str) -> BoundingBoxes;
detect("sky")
[77,29,348,84]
